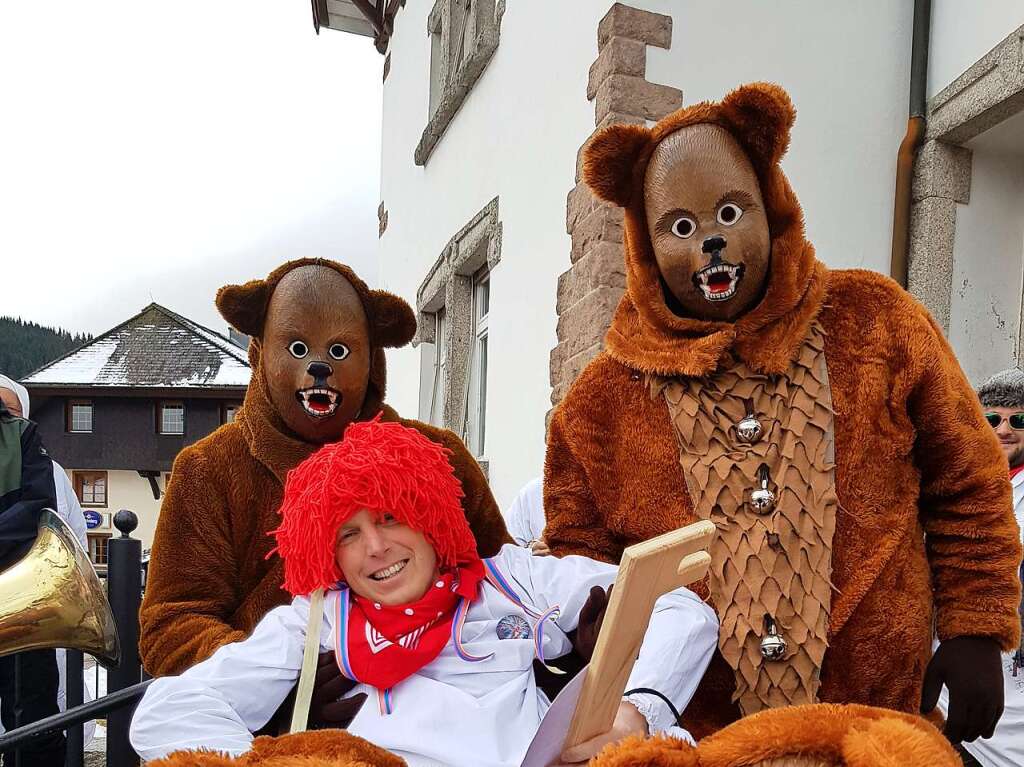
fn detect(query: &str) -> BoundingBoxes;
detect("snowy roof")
[22,303,250,389]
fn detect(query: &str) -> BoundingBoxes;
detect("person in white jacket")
[130,417,718,767]
[0,374,96,748]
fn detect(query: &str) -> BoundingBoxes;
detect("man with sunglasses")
[942,369,1024,766]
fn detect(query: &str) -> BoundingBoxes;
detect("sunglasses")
[985,412,1024,430]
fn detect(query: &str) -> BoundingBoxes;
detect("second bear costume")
[139,259,510,677]
[544,83,1023,738]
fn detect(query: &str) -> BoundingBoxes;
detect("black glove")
[574,584,612,663]
[920,636,1004,743]
[308,650,367,729]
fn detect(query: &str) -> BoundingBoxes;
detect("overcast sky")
[1,1,382,337]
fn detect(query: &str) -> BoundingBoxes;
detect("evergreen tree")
[0,316,92,379]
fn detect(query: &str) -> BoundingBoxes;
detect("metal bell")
[760,615,788,661]
[749,467,776,515]
[736,412,763,444]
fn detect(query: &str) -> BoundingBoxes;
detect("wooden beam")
[563,520,715,749]
[349,0,385,37]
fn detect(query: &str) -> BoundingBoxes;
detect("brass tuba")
[0,510,120,666]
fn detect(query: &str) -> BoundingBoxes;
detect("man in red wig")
[129,417,718,767]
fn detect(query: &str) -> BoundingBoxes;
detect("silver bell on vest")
[750,468,776,515]
[760,616,787,661]
[736,413,763,444]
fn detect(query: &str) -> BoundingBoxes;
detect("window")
[415,198,500,453]
[222,403,240,424]
[88,533,110,566]
[73,471,107,508]
[159,402,185,435]
[67,400,93,433]
[464,269,489,456]
[416,0,503,165]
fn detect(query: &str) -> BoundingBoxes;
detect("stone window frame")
[415,0,504,166]
[416,197,501,466]
[909,23,1024,353]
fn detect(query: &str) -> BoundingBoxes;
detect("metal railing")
[0,509,148,767]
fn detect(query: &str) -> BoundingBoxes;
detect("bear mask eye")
[717,203,744,226]
[671,216,696,239]
[329,343,350,361]
[288,340,309,359]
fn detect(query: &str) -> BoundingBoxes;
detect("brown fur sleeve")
[907,307,1023,650]
[543,406,620,562]
[139,447,247,676]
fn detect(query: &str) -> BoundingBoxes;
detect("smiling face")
[986,405,1024,469]
[335,509,439,606]
[644,125,771,321]
[262,266,372,443]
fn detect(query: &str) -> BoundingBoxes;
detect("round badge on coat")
[496,614,532,640]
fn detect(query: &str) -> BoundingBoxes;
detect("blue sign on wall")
[83,510,103,529]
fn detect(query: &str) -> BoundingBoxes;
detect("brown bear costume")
[139,259,510,677]
[543,84,1023,739]
[142,704,960,767]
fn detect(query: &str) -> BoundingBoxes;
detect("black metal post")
[106,510,142,767]
[0,681,153,754]
[65,649,84,767]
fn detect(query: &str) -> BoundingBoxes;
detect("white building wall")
[928,0,1024,98]
[71,469,165,551]
[378,1,912,509]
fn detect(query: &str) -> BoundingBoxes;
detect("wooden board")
[562,520,714,748]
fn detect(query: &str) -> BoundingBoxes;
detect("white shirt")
[131,544,719,766]
[505,478,545,547]
[937,469,1024,767]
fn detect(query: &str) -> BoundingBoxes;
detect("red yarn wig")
[271,416,479,596]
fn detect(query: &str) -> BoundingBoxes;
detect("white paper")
[520,667,588,767]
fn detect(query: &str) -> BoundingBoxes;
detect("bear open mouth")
[692,262,746,302]
[295,386,342,419]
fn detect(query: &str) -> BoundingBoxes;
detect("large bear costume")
[139,259,510,677]
[543,83,1023,739]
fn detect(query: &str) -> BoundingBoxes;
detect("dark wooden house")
[22,303,250,567]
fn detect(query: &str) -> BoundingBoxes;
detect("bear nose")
[306,361,333,380]
[702,235,727,254]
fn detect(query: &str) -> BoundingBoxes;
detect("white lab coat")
[131,544,719,766]
[936,469,1024,767]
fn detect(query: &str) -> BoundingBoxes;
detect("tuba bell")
[0,509,120,666]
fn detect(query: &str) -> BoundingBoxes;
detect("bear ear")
[582,123,652,207]
[368,290,416,349]
[215,279,273,338]
[720,82,796,170]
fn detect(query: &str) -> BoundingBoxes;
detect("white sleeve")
[623,590,718,734]
[498,545,719,732]
[129,595,330,761]
[54,467,89,550]
[504,477,545,547]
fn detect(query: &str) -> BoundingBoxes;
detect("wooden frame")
[87,532,112,565]
[157,400,186,435]
[563,520,715,749]
[66,399,94,433]
[221,402,241,425]
[73,470,108,508]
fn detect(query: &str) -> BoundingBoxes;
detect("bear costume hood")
[214,258,415,479]
[584,82,828,377]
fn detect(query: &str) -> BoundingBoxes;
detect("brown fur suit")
[544,84,1023,737]
[139,259,510,676]
[143,705,959,767]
